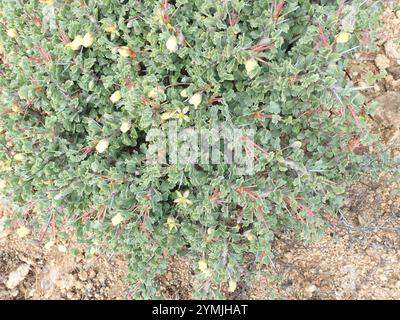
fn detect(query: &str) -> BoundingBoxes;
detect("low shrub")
[0,0,390,298]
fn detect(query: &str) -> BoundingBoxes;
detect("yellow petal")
[246,233,256,241]
[104,24,117,33]
[147,89,157,99]
[188,93,202,109]
[198,259,208,272]
[111,213,124,226]
[166,216,178,231]
[16,226,30,238]
[292,141,302,149]
[110,90,122,103]
[0,180,6,190]
[82,33,94,48]
[96,139,109,153]
[39,0,54,5]
[14,153,25,162]
[180,89,188,98]
[0,160,12,172]
[11,104,21,113]
[228,280,237,292]
[166,35,178,53]
[336,32,350,44]
[245,59,258,74]
[160,110,176,121]
[120,121,131,133]
[118,46,136,59]
[6,29,18,38]
[66,35,84,51]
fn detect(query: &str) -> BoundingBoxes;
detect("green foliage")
[0,0,389,298]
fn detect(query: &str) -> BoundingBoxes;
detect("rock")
[304,283,317,298]
[379,274,388,282]
[97,273,106,284]
[75,281,83,290]
[374,92,400,128]
[357,214,369,226]
[78,270,88,281]
[89,270,96,279]
[284,252,294,261]
[11,289,19,297]
[384,40,400,60]
[6,264,31,289]
[40,265,59,291]
[375,54,391,70]
[58,245,67,253]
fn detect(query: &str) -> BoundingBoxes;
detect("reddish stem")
[319,27,330,48]
[272,0,285,21]
[346,104,362,130]
[257,206,268,226]
[230,0,236,27]
[336,0,346,18]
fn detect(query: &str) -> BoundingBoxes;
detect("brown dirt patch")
[0,208,129,300]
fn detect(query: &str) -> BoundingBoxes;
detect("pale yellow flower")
[66,35,84,51]
[6,29,18,38]
[180,89,189,98]
[111,213,124,226]
[118,46,136,58]
[246,233,256,241]
[292,141,302,149]
[96,139,109,153]
[188,93,202,109]
[336,32,350,44]
[228,280,237,292]
[160,110,177,121]
[245,59,258,74]
[120,121,131,133]
[0,160,11,172]
[0,180,6,190]
[165,216,179,232]
[166,35,178,53]
[16,226,30,238]
[104,23,117,33]
[147,89,157,99]
[11,104,21,113]
[198,259,208,272]
[82,33,94,48]
[14,153,25,162]
[174,190,192,206]
[174,107,190,124]
[110,90,122,103]
[39,0,54,5]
